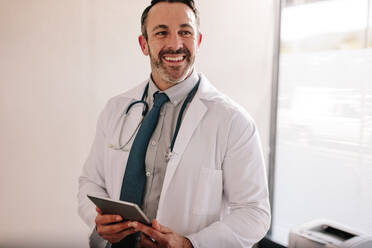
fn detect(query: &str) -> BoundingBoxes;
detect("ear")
[197,32,203,49]
[138,35,149,56]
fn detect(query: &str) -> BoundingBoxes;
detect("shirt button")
[151,140,157,146]
[146,172,151,177]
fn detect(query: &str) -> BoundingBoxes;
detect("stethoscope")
[109,77,201,161]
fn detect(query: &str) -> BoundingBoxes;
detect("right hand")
[95,207,138,244]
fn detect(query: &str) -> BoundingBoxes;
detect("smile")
[162,56,186,63]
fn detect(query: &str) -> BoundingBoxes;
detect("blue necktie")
[113,92,169,247]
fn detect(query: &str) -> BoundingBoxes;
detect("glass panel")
[281,0,367,53]
[271,0,372,246]
[369,0,372,47]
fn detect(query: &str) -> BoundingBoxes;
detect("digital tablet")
[87,195,151,225]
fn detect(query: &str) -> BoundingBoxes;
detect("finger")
[105,235,131,245]
[133,222,163,241]
[152,219,172,233]
[103,235,124,244]
[102,229,138,244]
[98,221,135,235]
[96,207,103,215]
[102,228,137,241]
[140,233,157,248]
[152,219,160,231]
[96,214,122,225]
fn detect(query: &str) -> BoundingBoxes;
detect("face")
[139,2,202,89]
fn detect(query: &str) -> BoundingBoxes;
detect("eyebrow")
[180,23,193,29]
[152,25,168,32]
[151,23,193,32]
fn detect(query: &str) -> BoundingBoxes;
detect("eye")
[180,30,192,36]
[155,31,167,37]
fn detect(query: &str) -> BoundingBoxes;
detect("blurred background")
[0,0,371,247]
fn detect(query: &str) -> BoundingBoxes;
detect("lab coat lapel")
[158,76,211,213]
[161,97,207,205]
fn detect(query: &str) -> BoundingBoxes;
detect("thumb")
[152,219,172,233]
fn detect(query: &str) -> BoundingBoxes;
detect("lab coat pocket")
[192,167,223,215]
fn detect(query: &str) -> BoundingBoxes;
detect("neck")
[151,70,194,91]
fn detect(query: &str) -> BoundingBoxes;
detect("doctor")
[78,0,271,247]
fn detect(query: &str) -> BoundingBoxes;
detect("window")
[270,0,372,245]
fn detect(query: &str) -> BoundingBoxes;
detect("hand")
[95,207,137,244]
[134,219,193,248]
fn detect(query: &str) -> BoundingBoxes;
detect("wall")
[0,0,275,246]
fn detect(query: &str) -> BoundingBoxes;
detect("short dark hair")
[141,0,200,40]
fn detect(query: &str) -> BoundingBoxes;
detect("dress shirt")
[142,70,199,221]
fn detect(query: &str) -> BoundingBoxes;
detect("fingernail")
[116,216,122,221]
[132,222,137,227]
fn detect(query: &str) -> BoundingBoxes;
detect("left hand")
[133,219,193,248]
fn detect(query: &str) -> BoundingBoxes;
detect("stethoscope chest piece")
[165,148,174,162]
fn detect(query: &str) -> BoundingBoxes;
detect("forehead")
[146,2,197,30]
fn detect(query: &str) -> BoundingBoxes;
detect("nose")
[167,33,183,51]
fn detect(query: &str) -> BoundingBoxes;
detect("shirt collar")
[148,70,199,106]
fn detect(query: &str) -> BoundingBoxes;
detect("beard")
[149,46,195,84]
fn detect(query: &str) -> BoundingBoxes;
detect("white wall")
[0,0,275,247]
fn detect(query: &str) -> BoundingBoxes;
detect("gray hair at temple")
[141,0,200,41]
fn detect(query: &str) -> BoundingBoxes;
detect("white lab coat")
[78,73,271,248]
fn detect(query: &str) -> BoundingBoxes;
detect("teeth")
[164,56,184,62]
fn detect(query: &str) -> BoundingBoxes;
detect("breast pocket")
[192,167,223,215]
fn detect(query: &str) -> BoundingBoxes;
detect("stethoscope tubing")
[110,78,200,154]
[169,80,199,152]
[126,84,150,115]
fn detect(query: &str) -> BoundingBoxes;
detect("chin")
[162,73,187,84]
[164,78,183,85]
[170,75,189,83]
[168,70,193,83]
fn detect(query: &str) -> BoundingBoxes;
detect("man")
[78,0,271,247]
